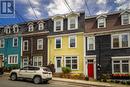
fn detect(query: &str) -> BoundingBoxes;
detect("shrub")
[11,64,19,69]
[85,76,89,80]
[62,67,71,74]
[127,81,130,85]
[101,74,107,82]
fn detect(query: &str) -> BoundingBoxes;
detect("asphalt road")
[0,76,101,87]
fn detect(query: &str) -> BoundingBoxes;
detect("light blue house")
[0,25,22,69]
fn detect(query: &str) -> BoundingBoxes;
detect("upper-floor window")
[38,23,44,30]
[5,27,10,34]
[54,19,63,32]
[23,40,28,51]
[97,18,106,28]
[55,37,62,49]
[37,39,43,50]
[13,37,18,47]
[68,16,78,30]
[111,33,130,48]
[13,25,19,33]
[69,35,76,48]
[0,39,4,48]
[87,37,95,50]
[28,24,34,32]
[121,13,130,25]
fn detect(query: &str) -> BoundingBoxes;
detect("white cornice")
[22,31,49,36]
[84,28,130,36]
[47,32,83,38]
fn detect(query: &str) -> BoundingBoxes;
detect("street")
[0,76,100,87]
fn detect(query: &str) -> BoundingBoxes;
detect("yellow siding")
[48,32,84,73]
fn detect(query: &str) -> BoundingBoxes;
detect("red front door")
[88,63,94,78]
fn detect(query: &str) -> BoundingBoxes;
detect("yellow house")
[48,32,84,73]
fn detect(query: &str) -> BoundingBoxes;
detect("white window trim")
[112,56,130,74]
[87,36,95,51]
[37,38,43,50]
[55,56,63,72]
[5,27,11,34]
[13,37,18,47]
[55,37,62,49]
[23,40,28,51]
[23,57,28,67]
[68,16,78,30]
[111,33,130,49]
[33,56,43,67]
[97,18,106,28]
[13,25,19,33]
[121,14,130,25]
[0,39,4,48]
[8,54,18,64]
[64,56,79,70]
[38,23,44,30]
[68,35,77,48]
[28,24,34,32]
[54,19,63,32]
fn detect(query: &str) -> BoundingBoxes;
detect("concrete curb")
[52,77,111,87]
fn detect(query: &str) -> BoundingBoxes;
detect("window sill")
[71,69,79,71]
[68,28,78,30]
[37,49,43,50]
[23,50,29,51]
[54,48,62,50]
[54,30,63,32]
[13,46,18,48]
[87,49,95,51]
[111,47,130,49]
[69,47,77,48]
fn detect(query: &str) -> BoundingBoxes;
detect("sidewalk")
[53,77,111,87]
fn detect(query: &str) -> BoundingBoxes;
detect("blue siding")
[0,35,21,68]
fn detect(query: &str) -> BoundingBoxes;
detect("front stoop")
[52,77,111,87]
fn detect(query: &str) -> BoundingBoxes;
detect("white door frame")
[85,55,96,79]
[55,56,63,73]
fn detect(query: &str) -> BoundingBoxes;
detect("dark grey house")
[84,10,130,79]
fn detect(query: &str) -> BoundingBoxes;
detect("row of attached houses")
[0,10,130,79]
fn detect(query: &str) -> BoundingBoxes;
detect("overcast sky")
[0,0,130,25]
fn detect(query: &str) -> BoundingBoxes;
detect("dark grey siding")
[47,12,85,35]
[86,35,130,79]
